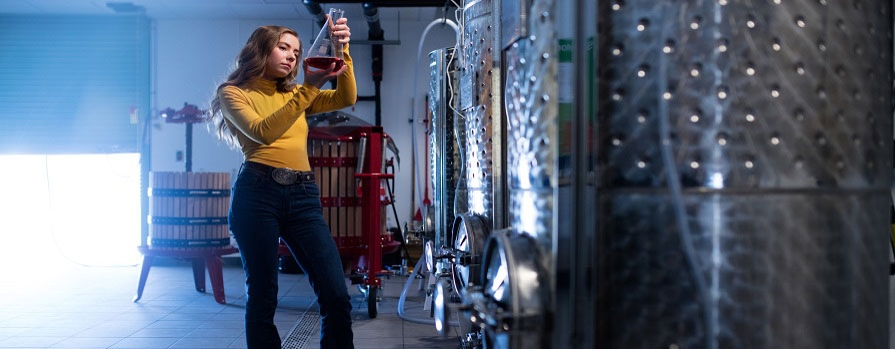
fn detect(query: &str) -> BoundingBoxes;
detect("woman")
[208,18,355,349]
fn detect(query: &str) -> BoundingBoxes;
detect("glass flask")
[305,8,345,71]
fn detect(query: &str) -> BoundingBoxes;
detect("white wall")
[150,15,458,228]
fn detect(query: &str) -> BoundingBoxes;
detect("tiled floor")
[0,255,462,348]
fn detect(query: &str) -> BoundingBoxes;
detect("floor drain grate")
[282,299,320,349]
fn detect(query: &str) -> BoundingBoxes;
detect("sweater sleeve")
[219,83,321,145]
[306,45,358,115]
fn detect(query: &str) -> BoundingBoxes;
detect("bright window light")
[0,153,141,271]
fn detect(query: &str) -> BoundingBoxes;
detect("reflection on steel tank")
[597,1,893,348]
[460,0,497,224]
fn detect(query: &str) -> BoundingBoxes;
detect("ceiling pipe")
[362,2,384,126]
[362,3,384,39]
[301,0,327,28]
[304,0,449,7]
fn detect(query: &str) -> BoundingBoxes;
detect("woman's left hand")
[331,17,351,45]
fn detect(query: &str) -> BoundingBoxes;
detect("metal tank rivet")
[746,62,756,75]
[637,160,647,168]
[795,156,804,168]
[770,133,781,145]
[793,108,805,121]
[663,40,675,54]
[690,16,702,30]
[690,62,702,77]
[718,0,728,5]
[746,15,756,29]
[663,91,672,100]
[690,161,700,169]
[794,63,805,75]
[612,44,623,56]
[611,0,623,11]
[716,133,728,146]
[745,113,755,122]
[717,86,729,99]
[795,16,806,28]
[772,38,781,51]
[718,39,728,52]
[745,160,754,169]
[637,18,649,32]
[637,65,649,77]
[770,84,780,98]
[612,91,623,101]
[835,65,846,77]
[817,39,826,51]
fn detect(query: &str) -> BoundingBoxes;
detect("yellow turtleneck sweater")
[219,48,357,171]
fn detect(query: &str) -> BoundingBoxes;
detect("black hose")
[384,162,411,259]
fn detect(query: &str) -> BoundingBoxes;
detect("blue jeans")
[229,161,354,349]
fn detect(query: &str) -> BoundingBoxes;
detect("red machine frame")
[280,125,400,318]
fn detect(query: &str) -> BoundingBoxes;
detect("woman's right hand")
[303,60,347,88]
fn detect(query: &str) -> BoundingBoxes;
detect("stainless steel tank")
[439,1,502,346]
[429,47,463,251]
[597,1,893,348]
[461,0,498,224]
[448,0,599,348]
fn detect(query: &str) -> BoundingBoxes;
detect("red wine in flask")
[305,57,344,71]
[306,8,345,70]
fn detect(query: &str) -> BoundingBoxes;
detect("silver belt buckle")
[272,167,297,185]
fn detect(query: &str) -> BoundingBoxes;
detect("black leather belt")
[244,161,315,185]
